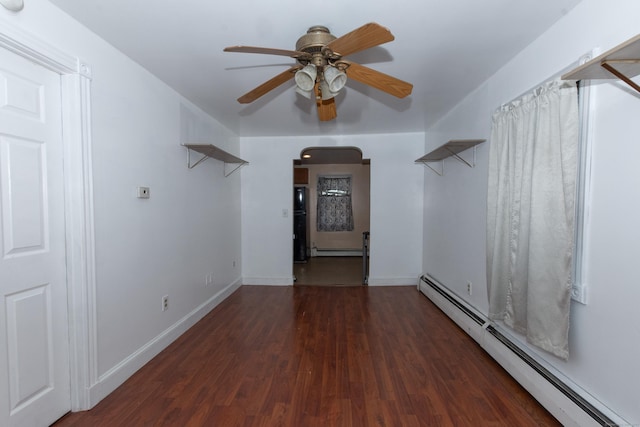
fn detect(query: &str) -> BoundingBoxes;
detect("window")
[317,175,354,232]
[571,77,593,304]
[486,78,578,359]
[487,54,594,305]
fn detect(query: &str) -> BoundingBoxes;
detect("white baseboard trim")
[242,276,293,286]
[87,278,242,408]
[311,248,362,257]
[367,277,419,286]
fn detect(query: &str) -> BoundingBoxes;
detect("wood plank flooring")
[53,286,560,426]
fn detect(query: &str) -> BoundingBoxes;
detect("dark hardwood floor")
[53,286,559,426]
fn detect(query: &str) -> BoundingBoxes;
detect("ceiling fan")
[223,23,413,121]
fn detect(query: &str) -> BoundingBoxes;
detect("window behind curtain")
[317,176,354,232]
[486,79,578,359]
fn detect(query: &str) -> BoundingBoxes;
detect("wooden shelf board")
[416,139,485,163]
[562,33,640,80]
[183,144,246,164]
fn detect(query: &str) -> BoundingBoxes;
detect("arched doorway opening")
[292,147,370,286]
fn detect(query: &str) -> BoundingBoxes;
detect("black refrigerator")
[293,187,308,263]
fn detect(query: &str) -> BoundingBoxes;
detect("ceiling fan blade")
[314,83,337,121]
[237,66,301,104]
[343,61,413,98]
[326,22,395,57]
[224,45,311,60]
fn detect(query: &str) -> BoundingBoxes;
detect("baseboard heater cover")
[311,248,362,257]
[419,274,622,427]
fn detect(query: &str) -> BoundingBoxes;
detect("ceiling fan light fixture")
[323,65,347,93]
[294,64,317,92]
[319,80,338,100]
[0,0,24,11]
[295,86,313,99]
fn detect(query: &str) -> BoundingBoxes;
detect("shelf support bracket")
[601,60,640,94]
[415,139,485,176]
[224,162,246,177]
[446,146,477,168]
[420,160,444,176]
[187,148,210,169]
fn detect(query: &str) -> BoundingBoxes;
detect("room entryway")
[294,256,363,286]
[292,147,370,286]
[0,46,71,426]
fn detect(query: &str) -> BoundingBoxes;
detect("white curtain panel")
[486,79,579,360]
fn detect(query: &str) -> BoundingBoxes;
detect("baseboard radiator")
[311,248,362,257]
[418,274,626,427]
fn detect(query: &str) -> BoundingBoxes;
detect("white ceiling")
[50,0,580,138]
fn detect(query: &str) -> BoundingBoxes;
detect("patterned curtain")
[317,176,354,232]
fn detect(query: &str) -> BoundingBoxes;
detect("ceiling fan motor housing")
[296,26,338,67]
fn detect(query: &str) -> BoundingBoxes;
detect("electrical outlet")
[467,281,472,296]
[162,295,169,311]
[204,273,214,286]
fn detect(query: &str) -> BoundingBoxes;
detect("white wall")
[1,0,242,405]
[422,0,640,423]
[242,133,424,286]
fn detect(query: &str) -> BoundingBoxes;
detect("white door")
[0,47,71,426]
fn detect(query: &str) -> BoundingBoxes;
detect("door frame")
[292,147,372,285]
[0,20,97,411]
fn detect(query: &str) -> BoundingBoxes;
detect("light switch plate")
[137,186,150,199]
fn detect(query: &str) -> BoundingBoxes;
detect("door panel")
[6,285,53,410]
[0,69,44,120]
[1,137,48,256]
[0,47,70,427]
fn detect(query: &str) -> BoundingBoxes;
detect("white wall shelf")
[562,33,640,94]
[183,143,248,176]
[416,139,485,176]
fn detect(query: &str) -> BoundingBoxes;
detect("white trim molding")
[242,276,294,286]
[61,72,98,411]
[0,17,97,411]
[0,17,78,73]
[367,276,420,286]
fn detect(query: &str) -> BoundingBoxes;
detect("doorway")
[0,20,96,422]
[292,147,370,286]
